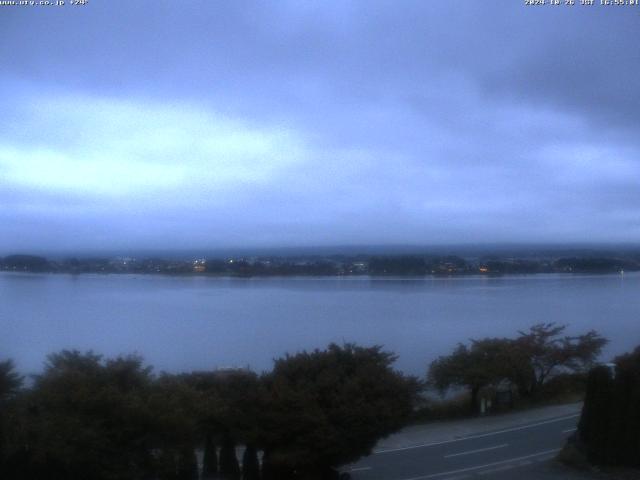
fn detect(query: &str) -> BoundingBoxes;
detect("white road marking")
[394,448,562,480]
[562,427,577,433]
[477,464,515,475]
[374,414,579,454]
[444,443,508,458]
[535,454,556,463]
[350,466,372,472]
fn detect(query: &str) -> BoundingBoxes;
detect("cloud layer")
[1,1,639,252]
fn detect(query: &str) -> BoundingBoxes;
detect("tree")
[577,366,615,464]
[242,444,260,480]
[260,343,420,479]
[428,339,511,413]
[1,255,49,272]
[149,373,202,480]
[428,324,608,411]
[181,369,263,479]
[514,323,607,397]
[0,360,23,476]
[219,434,241,480]
[576,345,640,467]
[176,445,198,480]
[0,360,23,400]
[201,433,218,479]
[610,345,640,466]
[5,350,158,480]
[368,256,427,275]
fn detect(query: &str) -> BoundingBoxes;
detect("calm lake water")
[1,272,639,376]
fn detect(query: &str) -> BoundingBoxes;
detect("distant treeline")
[1,253,639,276]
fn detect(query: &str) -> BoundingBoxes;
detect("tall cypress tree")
[611,346,640,466]
[261,451,293,480]
[578,348,640,467]
[176,446,198,480]
[241,444,260,480]
[219,434,240,480]
[260,450,273,480]
[0,359,23,473]
[579,366,614,464]
[157,449,178,480]
[202,433,218,479]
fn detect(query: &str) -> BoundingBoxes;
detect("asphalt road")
[344,413,580,480]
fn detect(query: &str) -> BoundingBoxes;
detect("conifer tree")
[176,446,198,480]
[579,366,614,464]
[202,433,218,479]
[242,444,260,480]
[219,434,241,480]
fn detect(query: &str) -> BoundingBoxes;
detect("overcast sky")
[1,1,639,253]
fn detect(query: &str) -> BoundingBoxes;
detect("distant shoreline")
[0,270,633,281]
[1,253,637,278]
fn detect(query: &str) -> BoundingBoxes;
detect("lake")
[1,272,638,376]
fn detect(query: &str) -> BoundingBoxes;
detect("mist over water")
[2,272,638,376]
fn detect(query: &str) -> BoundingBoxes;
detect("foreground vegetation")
[567,345,640,469]
[0,323,611,479]
[427,323,607,415]
[0,344,419,480]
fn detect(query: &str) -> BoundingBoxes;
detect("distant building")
[193,259,206,273]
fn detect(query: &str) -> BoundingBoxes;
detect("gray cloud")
[1,1,639,252]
